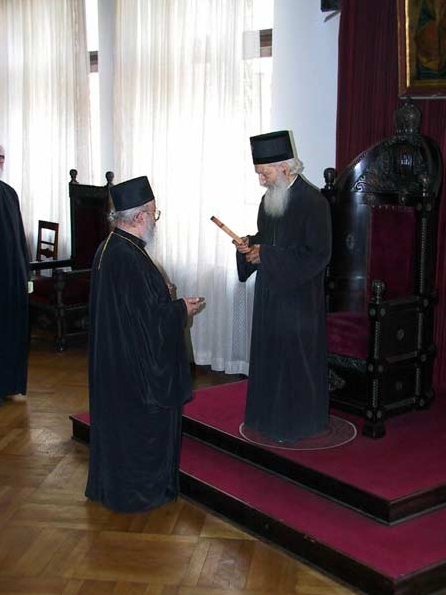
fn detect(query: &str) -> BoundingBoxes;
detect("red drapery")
[336,0,446,391]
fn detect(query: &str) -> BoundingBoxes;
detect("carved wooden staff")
[210,216,243,246]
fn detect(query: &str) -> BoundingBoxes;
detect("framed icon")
[397,0,446,97]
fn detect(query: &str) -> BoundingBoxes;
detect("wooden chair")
[35,221,59,273]
[322,99,442,438]
[29,171,113,350]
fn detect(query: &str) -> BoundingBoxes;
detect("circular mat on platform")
[239,415,357,451]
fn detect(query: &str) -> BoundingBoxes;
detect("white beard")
[263,178,290,218]
[142,220,157,252]
[0,166,3,180]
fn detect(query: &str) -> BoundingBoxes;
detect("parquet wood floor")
[0,343,357,595]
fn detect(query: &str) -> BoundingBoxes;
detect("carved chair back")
[69,172,111,270]
[36,220,59,263]
[324,99,441,314]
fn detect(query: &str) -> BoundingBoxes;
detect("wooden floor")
[0,342,357,595]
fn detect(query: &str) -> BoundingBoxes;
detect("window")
[84,0,274,182]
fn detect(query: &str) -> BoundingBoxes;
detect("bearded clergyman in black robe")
[236,131,332,443]
[85,176,204,513]
[0,144,29,405]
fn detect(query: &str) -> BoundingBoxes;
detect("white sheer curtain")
[114,0,266,374]
[0,0,91,258]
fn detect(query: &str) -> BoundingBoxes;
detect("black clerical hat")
[250,130,294,164]
[110,176,154,211]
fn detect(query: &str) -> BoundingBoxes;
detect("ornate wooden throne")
[29,170,114,350]
[322,99,442,438]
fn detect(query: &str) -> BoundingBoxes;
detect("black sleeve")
[236,202,264,282]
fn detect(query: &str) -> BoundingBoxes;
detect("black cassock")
[0,181,29,401]
[85,228,192,512]
[237,176,332,442]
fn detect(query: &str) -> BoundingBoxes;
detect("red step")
[180,435,446,595]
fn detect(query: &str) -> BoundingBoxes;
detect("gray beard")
[0,167,3,180]
[142,220,157,252]
[263,180,290,218]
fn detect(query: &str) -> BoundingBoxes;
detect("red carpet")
[183,380,446,501]
[70,381,446,594]
[181,435,446,580]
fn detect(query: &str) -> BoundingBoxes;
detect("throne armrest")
[53,267,91,278]
[327,290,428,361]
[48,267,92,307]
[367,281,433,362]
[368,294,421,312]
[367,278,427,317]
[30,267,92,308]
[30,258,74,273]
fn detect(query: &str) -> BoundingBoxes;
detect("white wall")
[271,0,339,186]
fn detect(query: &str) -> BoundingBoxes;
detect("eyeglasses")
[146,209,161,221]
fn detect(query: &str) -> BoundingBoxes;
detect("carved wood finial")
[395,98,421,135]
[105,171,114,187]
[324,167,336,189]
[419,173,430,195]
[372,280,386,303]
[69,169,78,184]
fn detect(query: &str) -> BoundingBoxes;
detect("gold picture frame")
[397,0,446,97]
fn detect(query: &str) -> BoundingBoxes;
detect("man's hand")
[233,236,251,254]
[233,237,261,263]
[245,244,261,264]
[183,297,206,317]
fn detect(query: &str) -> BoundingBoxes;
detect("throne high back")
[322,99,442,438]
[30,170,114,350]
[69,169,113,269]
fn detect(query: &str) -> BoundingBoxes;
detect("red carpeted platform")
[180,436,446,595]
[182,380,446,523]
[70,381,446,595]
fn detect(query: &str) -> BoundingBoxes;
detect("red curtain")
[336,0,446,391]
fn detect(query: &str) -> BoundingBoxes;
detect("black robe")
[0,181,29,401]
[237,176,332,442]
[85,228,192,512]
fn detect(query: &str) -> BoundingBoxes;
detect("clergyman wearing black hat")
[86,175,205,512]
[235,131,332,444]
